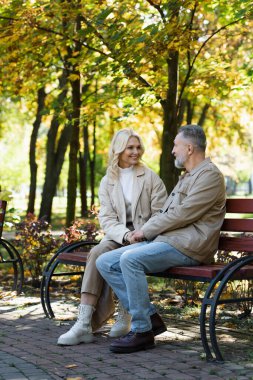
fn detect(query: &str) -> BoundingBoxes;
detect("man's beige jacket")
[142,158,226,264]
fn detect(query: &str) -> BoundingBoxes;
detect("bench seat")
[150,263,253,281]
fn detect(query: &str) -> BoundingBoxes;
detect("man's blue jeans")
[96,241,199,333]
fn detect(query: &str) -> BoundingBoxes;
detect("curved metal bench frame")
[0,200,24,294]
[200,254,253,362]
[40,240,98,318]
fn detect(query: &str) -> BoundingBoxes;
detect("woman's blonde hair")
[107,128,145,179]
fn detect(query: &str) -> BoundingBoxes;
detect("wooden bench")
[40,198,253,362]
[0,200,24,294]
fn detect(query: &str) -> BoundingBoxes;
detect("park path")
[0,292,253,380]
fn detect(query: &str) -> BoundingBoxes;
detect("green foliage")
[0,0,253,217]
[0,189,12,202]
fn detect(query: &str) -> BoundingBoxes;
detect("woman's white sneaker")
[57,304,95,345]
[109,303,131,338]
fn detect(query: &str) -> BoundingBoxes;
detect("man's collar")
[188,157,211,176]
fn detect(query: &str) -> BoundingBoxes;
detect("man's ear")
[188,143,194,155]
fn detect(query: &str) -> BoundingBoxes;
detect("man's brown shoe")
[110,330,155,353]
[151,313,167,336]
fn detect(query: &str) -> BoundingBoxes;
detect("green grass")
[4,195,100,231]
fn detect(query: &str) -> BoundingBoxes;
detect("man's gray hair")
[178,124,206,152]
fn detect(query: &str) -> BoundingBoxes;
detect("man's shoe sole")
[110,342,155,353]
[110,325,166,338]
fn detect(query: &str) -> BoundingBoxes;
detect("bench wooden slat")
[226,198,253,213]
[236,265,253,278]
[151,265,223,279]
[221,219,253,232]
[218,236,253,251]
[58,251,89,264]
[58,252,253,282]
[150,264,253,280]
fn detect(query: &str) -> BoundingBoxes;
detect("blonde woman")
[57,128,167,346]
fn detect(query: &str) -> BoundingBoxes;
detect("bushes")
[14,214,59,287]
[60,218,101,245]
[13,214,101,288]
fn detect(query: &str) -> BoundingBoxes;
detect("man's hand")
[126,231,137,244]
[130,230,145,243]
[124,230,146,244]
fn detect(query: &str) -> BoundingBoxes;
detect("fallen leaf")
[65,364,78,369]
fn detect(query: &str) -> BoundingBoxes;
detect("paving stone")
[1,294,253,380]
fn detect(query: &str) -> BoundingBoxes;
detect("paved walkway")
[0,292,253,380]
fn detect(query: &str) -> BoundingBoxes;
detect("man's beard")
[174,158,185,169]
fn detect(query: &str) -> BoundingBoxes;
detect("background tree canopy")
[0,0,252,226]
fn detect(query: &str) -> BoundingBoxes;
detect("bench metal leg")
[200,255,253,362]
[40,243,72,318]
[0,238,24,294]
[41,260,60,318]
[200,260,238,362]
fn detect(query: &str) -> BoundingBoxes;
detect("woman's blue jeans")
[96,241,199,333]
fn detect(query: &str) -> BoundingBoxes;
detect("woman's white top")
[119,166,134,223]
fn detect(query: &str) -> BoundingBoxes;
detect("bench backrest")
[218,198,253,253]
[0,200,7,239]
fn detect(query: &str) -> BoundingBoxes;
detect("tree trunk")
[248,178,252,195]
[65,11,82,226]
[66,73,81,226]
[160,50,180,194]
[39,72,71,221]
[27,87,46,214]
[39,120,72,220]
[79,146,88,217]
[90,118,96,208]
[177,98,187,127]
[79,82,93,217]
[187,100,194,124]
[198,103,210,127]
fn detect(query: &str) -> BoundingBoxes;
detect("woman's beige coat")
[98,165,168,244]
[90,165,167,330]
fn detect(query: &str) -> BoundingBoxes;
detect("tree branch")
[177,15,246,111]
[0,14,153,91]
[0,15,110,57]
[80,15,153,90]
[186,1,198,69]
[146,0,166,24]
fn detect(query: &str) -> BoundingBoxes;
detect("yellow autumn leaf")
[68,74,80,82]
[65,364,78,369]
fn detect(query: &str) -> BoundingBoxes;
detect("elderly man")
[96,124,226,353]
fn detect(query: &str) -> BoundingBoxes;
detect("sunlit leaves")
[0,0,253,196]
